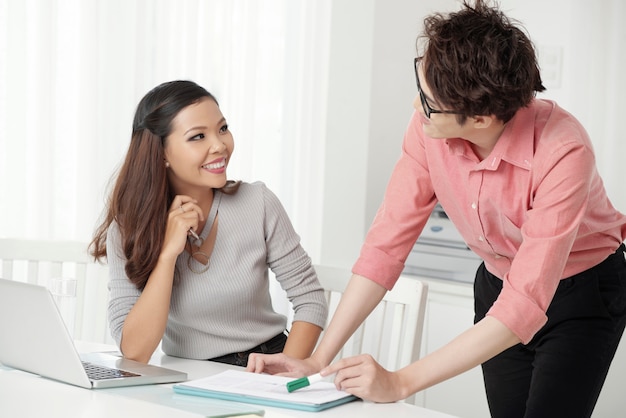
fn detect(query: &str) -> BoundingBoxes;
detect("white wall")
[319,0,450,268]
[318,0,626,268]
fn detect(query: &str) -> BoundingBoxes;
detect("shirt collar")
[445,102,538,171]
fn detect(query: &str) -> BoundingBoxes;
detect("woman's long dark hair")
[90,80,239,290]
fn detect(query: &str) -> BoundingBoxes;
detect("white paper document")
[173,369,358,412]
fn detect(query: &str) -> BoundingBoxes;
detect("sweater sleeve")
[261,184,329,329]
[105,222,141,346]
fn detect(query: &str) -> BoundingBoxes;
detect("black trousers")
[474,244,626,418]
[208,331,288,367]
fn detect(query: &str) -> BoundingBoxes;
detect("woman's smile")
[202,157,227,173]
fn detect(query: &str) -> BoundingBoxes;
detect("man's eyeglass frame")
[414,57,460,119]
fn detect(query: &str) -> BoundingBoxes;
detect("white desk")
[0,341,457,418]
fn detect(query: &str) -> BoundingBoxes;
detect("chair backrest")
[314,264,428,403]
[0,239,112,344]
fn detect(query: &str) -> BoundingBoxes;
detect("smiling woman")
[0,0,331,257]
[88,79,329,366]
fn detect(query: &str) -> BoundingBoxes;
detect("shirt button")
[471,202,477,210]
[478,236,484,242]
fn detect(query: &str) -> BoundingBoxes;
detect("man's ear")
[471,114,497,129]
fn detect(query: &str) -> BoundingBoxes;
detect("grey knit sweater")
[107,181,328,359]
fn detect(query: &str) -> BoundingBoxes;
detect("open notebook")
[0,278,187,389]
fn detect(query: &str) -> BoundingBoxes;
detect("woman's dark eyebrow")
[183,118,226,136]
[184,126,207,135]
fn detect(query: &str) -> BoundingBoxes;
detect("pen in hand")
[187,228,203,247]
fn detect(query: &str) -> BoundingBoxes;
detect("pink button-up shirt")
[353,99,626,344]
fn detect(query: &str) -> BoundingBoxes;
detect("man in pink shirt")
[248,1,626,416]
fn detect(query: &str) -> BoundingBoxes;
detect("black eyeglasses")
[414,58,460,119]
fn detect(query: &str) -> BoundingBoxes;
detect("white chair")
[313,264,428,403]
[0,239,112,344]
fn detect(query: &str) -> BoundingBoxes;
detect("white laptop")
[0,278,187,389]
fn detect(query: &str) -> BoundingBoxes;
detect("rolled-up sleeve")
[487,134,595,343]
[353,112,437,289]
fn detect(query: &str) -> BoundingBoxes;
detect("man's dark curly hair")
[419,0,545,123]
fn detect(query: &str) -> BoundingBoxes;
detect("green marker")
[286,373,323,392]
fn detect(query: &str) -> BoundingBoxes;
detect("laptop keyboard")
[82,361,140,380]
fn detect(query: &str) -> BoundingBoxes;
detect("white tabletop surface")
[0,341,458,418]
